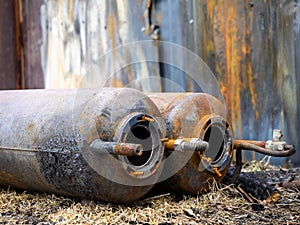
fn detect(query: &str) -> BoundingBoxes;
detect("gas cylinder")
[0,88,166,203]
[148,93,233,194]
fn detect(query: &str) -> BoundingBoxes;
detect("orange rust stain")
[114,144,121,154]
[132,171,144,176]
[0,171,29,189]
[247,62,259,120]
[68,0,74,23]
[220,83,227,98]
[164,139,175,150]
[107,14,116,48]
[206,1,214,22]
[162,94,186,113]
[241,46,249,55]
[213,167,222,177]
[173,118,181,131]
[205,1,216,53]
[111,77,124,87]
[142,115,154,122]
[222,4,242,136]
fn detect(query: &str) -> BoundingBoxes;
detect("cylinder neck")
[115,113,165,179]
[197,115,232,173]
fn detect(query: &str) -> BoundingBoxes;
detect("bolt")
[213,167,222,177]
[174,139,209,152]
[131,171,144,176]
[142,115,154,122]
[273,129,283,142]
[201,156,212,164]
[190,138,209,151]
[161,138,169,142]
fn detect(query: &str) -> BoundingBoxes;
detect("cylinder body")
[0,88,166,203]
[148,93,233,194]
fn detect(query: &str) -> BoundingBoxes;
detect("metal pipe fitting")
[89,140,143,156]
[230,138,296,183]
[164,138,209,152]
[232,140,295,157]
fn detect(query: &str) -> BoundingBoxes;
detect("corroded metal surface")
[0,88,166,203]
[89,140,144,157]
[148,92,295,194]
[149,93,233,194]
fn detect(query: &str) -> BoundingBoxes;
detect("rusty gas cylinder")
[0,88,166,203]
[148,93,233,194]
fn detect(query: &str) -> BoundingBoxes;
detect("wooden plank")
[0,1,17,90]
[288,1,300,166]
[41,0,161,91]
[294,1,300,166]
[196,0,247,139]
[194,0,299,165]
[245,0,299,165]
[22,0,44,89]
[244,0,277,161]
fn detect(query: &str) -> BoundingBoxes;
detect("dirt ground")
[0,165,299,225]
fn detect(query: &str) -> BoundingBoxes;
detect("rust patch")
[0,171,29,189]
[247,62,259,120]
[68,0,74,23]
[111,77,124,88]
[107,14,116,48]
[164,139,175,150]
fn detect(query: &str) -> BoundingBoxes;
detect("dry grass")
[1,165,300,224]
[1,185,299,224]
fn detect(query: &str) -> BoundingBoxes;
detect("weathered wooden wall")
[39,0,162,91]
[148,0,300,165]
[194,0,300,165]
[22,0,44,88]
[161,0,300,165]
[1,0,299,165]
